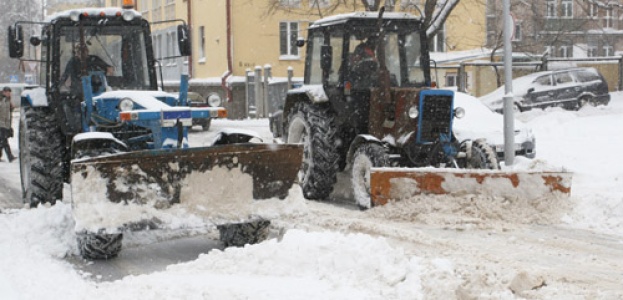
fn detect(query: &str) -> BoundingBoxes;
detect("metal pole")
[502,0,515,166]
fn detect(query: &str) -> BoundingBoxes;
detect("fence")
[454,56,623,97]
[245,66,300,118]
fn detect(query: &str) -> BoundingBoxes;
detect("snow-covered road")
[1,95,623,299]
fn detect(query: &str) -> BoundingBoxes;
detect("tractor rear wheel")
[351,143,389,210]
[285,102,339,200]
[19,106,67,207]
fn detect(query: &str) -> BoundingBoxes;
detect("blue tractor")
[8,4,302,259]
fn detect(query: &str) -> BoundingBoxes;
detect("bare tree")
[265,0,460,39]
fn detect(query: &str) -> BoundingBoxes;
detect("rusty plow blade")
[70,144,302,232]
[369,168,572,207]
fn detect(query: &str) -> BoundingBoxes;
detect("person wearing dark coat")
[0,87,16,162]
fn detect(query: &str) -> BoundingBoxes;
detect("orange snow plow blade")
[370,168,572,206]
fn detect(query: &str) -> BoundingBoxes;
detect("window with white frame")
[603,7,613,28]
[445,72,458,87]
[558,45,570,58]
[546,0,556,18]
[139,0,149,19]
[199,26,206,61]
[589,3,598,18]
[165,0,175,21]
[561,0,573,18]
[545,45,555,57]
[309,0,330,8]
[280,21,299,58]
[280,0,301,8]
[152,0,162,22]
[603,44,614,56]
[587,45,597,57]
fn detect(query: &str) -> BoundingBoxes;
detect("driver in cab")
[60,44,112,95]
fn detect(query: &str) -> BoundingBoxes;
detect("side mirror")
[527,87,534,94]
[296,37,305,48]
[30,36,41,47]
[8,25,24,58]
[321,45,332,71]
[177,25,191,56]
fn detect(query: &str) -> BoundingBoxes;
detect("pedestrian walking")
[0,87,16,162]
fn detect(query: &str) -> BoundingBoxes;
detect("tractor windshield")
[347,31,425,89]
[58,25,151,92]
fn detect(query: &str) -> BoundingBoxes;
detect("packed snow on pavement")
[0,93,622,299]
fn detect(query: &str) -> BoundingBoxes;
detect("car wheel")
[578,96,596,110]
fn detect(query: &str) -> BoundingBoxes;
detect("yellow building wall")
[444,0,487,51]
[191,0,229,79]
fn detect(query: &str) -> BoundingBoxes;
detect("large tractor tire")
[19,106,67,207]
[351,143,389,210]
[77,233,123,260]
[217,219,271,247]
[458,139,499,170]
[285,102,339,200]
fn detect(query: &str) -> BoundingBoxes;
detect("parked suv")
[481,68,610,112]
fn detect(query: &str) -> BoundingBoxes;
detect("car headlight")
[119,98,134,111]
[408,106,419,119]
[207,93,222,107]
[454,107,465,119]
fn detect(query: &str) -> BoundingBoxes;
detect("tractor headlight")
[70,11,81,22]
[207,93,222,107]
[408,106,419,119]
[119,98,134,111]
[454,107,465,119]
[122,10,135,22]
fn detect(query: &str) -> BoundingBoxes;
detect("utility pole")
[502,0,515,166]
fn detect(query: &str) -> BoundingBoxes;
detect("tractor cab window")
[307,32,324,85]
[404,32,425,85]
[58,25,151,93]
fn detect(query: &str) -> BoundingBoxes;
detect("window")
[432,24,445,52]
[545,46,555,57]
[310,0,330,8]
[546,0,556,18]
[587,45,597,57]
[603,44,614,56]
[280,21,299,58]
[199,26,206,61]
[139,0,149,19]
[445,72,458,87]
[589,3,598,18]
[603,7,613,28]
[165,0,175,21]
[554,72,573,84]
[280,0,301,8]
[152,0,162,22]
[561,0,573,18]
[512,21,522,41]
[535,75,552,86]
[558,45,570,58]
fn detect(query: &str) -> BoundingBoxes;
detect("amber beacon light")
[122,0,135,9]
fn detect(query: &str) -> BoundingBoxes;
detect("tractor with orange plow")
[269,9,571,209]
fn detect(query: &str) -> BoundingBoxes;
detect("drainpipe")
[187,0,193,77]
[221,0,233,102]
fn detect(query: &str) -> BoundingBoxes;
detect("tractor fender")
[21,87,49,107]
[273,85,330,138]
[346,134,385,165]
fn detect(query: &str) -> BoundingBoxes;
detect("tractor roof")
[310,11,420,28]
[44,7,142,23]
